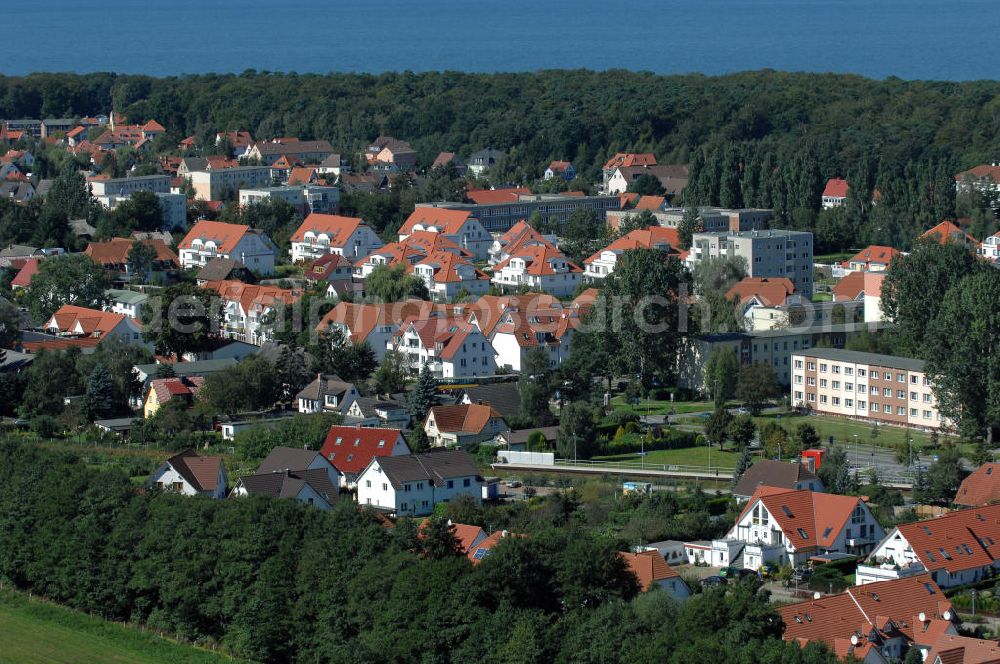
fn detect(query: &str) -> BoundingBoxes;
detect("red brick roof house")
[921,221,978,248]
[726,276,796,308]
[924,634,1000,664]
[424,403,509,448]
[954,464,1000,507]
[620,550,690,599]
[842,245,902,272]
[822,178,850,208]
[147,448,227,499]
[544,160,576,181]
[319,425,410,485]
[84,237,179,283]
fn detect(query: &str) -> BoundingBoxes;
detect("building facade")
[187,166,272,201]
[688,229,814,296]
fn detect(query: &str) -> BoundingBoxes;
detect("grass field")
[594,445,739,469]
[610,396,719,416]
[752,412,958,452]
[0,590,252,664]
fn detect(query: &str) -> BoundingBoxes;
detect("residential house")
[365,136,417,171]
[356,449,483,516]
[491,244,583,297]
[955,463,1000,507]
[496,426,559,451]
[43,304,144,346]
[93,119,166,150]
[215,130,254,157]
[791,348,948,430]
[981,231,1000,264]
[104,288,149,320]
[204,280,302,345]
[246,138,336,166]
[921,220,979,248]
[177,156,240,175]
[822,178,850,208]
[316,153,347,178]
[955,163,1000,207]
[606,164,689,200]
[296,374,361,415]
[688,229,815,297]
[463,292,563,339]
[41,118,76,138]
[490,305,580,371]
[488,220,558,266]
[601,152,657,192]
[353,230,473,280]
[319,425,410,486]
[9,257,40,291]
[314,301,418,362]
[185,165,272,201]
[779,575,957,664]
[391,315,497,378]
[465,148,504,177]
[424,403,509,447]
[725,276,798,331]
[0,181,35,203]
[857,504,1000,588]
[842,245,901,272]
[195,257,256,285]
[415,193,620,234]
[303,253,356,297]
[431,152,466,175]
[714,485,884,570]
[412,251,491,302]
[231,468,339,510]
[85,237,179,284]
[178,220,278,275]
[132,358,237,407]
[457,382,521,421]
[583,226,681,281]
[143,376,205,417]
[344,396,410,429]
[544,160,576,181]
[924,634,1000,664]
[832,272,887,324]
[289,213,383,264]
[619,550,691,600]
[731,460,824,502]
[147,449,227,499]
[398,208,492,260]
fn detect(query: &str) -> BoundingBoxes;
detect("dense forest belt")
[0,440,842,663]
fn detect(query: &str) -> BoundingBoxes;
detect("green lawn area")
[753,412,957,452]
[811,292,833,302]
[0,590,252,664]
[594,445,739,469]
[610,396,719,416]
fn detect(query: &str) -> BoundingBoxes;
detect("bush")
[30,415,58,438]
[600,428,700,455]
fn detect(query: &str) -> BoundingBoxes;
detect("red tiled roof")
[493,244,581,276]
[921,221,978,247]
[319,425,406,475]
[956,164,1000,183]
[287,166,317,184]
[925,634,1000,664]
[955,464,1000,507]
[620,550,680,591]
[178,220,250,254]
[150,376,205,405]
[547,160,572,172]
[465,187,530,205]
[203,280,301,314]
[415,251,487,284]
[166,449,222,492]
[726,277,795,307]
[737,486,866,552]
[10,257,39,287]
[842,245,901,269]
[84,237,178,268]
[603,152,657,170]
[395,316,484,360]
[464,293,562,337]
[398,208,474,236]
[823,178,849,198]
[893,504,1000,575]
[584,226,680,265]
[303,253,353,281]
[21,336,103,353]
[290,213,366,245]
[45,305,129,337]
[833,271,866,301]
[635,195,666,210]
[428,403,504,433]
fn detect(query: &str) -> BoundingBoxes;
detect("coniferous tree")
[82,364,117,420]
[407,363,438,424]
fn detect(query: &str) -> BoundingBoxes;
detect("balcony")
[855,561,926,584]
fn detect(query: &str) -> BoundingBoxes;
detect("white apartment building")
[187,166,272,201]
[239,184,340,216]
[491,245,582,297]
[981,231,1000,263]
[205,280,301,345]
[178,220,278,275]
[412,252,491,302]
[791,348,948,430]
[288,213,383,264]
[688,229,814,296]
[390,316,497,379]
[356,450,483,516]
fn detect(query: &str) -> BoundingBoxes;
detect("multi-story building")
[245,139,336,166]
[601,152,657,192]
[390,315,497,379]
[100,191,187,230]
[178,220,278,275]
[203,279,302,345]
[239,184,339,216]
[491,244,583,297]
[412,251,491,302]
[618,207,771,234]
[3,119,42,137]
[413,192,620,234]
[688,228,814,296]
[980,231,1000,264]
[583,226,681,280]
[89,175,171,201]
[398,208,492,260]
[791,348,948,430]
[186,166,272,201]
[356,450,482,516]
[288,213,382,264]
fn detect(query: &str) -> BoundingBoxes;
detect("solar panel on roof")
[939,548,952,560]
[472,548,490,560]
[797,528,808,539]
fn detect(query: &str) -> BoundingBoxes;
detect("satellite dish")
[850,635,859,646]
[813,591,821,600]
[918,612,926,622]
[943,610,952,621]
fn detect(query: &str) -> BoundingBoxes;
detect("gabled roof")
[253,139,335,157]
[584,226,680,265]
[726,277,795,308]
[399,208,474,236]
[493,244,581,276]
[955,464,1000,507]
[303,253,352,281]
[195,257,251,283]
[464,293,562,337]
[891,504,1000,575]
[823,178,850,198]
[428,403,505,434]
[287,166,318,184]
[732,460,820,498]
[620,550,680,591]
[204,280,301,313]
[400,230,473,258]
[296,374,355,402]
[178,220,252,254]
[315,300,444,341]
[547,160,572,172]
[319,425,406,475]
[290,213,368,245]
[925,634,1000,664]
[635,195,666,210]
[955,164,1000,182]
[85,237,178,268]
[237,468,338,503]
[371,450,480,489]
[149,376,205,405]
[257,446,334,475]
[780,574,954,656]
[395,316,485,360]
[414,251,487,284]
[833,271,867,301]
[10,257,39,288]
[921,221,978,247]
[843,245,901,269]
[603,153,657,170]
[164,449,223,492]
[737,486,865,552]
[432,152,463,169]
[459,382,521,419]
[46,305,129,336]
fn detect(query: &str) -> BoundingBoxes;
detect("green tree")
[704,346,739,407]
[796,422,820,450]
[627,173,666,196]
[731,444,753,491]
[617,209,657,236]
[19,348,83,417]
[272,345,311,405]
[419,518,464,559]
[728,414,756,450]
[0,298,20,349]
[365,264,430,302]
[141,282,220,360]
[692,255,748,296]
[704,407,733,449]
[519,347,555,426]
[200,355,281,418]
[408,363,438,424]
[924,270,1000,444]
[25,254,111,321]
[372,349,408,395]
[923,447,967,504]
[407,426,431,453]
[560,208,605,264]
[45,167,92,220]
[82,364,117,420]
[677,206,702,251]
[309,329,378,383]
[817,446,857,495]
[126,240,157,282]
[557,401,597,460]
[759,420,791,459]
[735,362,780,415]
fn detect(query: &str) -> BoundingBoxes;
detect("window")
[796,528,808,539]
[795,375,803,384]
[794,360,803,369]
[404,484,411,492]
[382,483,388,491]
[884,404,892,413]
[833,365,841,374]
[910,408,918,417]
[897,407,905,415]
[923,410,932,419]
[858,369,867,377]
[808,377,816,386]
[883,388,892,397]
[845,399,853,408]
[832,380,840,389]
[910,392,918,401]
[807,393,816,402]
[820,379,828,388]
[820,395,828,404]
[911,375,918,384]
[820,363,827,373]
[845,367,853,376]
[463,478,471,487]
[808,362,816,371]
[794,391,803,400]
[172,482,183,491]
[923,394,932,403]
[447,480,454,489]
[417,482,424,490]
[832,397,840,406]
[871,386,879,395]
[845,383,853,392]
[897,390,905,399]
[858,401,866,410]
[870,402,879,411]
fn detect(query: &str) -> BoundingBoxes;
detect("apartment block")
[791,348,947,430]
[238,184,340,215]
[649,207,772,233]
[187,166,272,201]
[90,175,171,200]
[688,229,814,296]
[414,193,620,233]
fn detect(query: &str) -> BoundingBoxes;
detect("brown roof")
[85,237,178,268]
[732,460,820,498]
[166,449,223,492]
[619,550,680,591]
[372,450,480,489]
[256,446,333,476]
[427,403,505,434]
[398,208,473,236]
[736,486,866,552]
[955,464,1000,507]
[237,468,338,503]
[179,220,251,254]
[833,271,867,301]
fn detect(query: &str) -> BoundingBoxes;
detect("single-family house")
[458,382,522,421]
[822,178,850,208]
[195,257,256,286]
[490,306,580,371]
[365,136,417,171]
[979,231,1000,264]
[583,226,681,280]
[725,276,798,331]
[921,220,979,248]
[391,315,497,378]
[488,220,559,266]
[465,148,504,177]
[296,374,361,415]
[356,449,483,516]
[955,163,1000,206]
[178,220,278,275]
[147,449,227,499]
[731,460,824,502]
[344,396,410,429]
[104,288,149,320]
[143,376,205,417]
[431,152,466,175]
[231,469,339,510]
[619,550,691,600]
[289,213,383,263]
[43,304,145,346]
[601,153,657,191]
[924,634,1000,664]
[491,244,583,297]
[319,425,410,486]
[398,208,491,260]
[842,245,901,272]
[84,237,179,284]
[954,463,1000,507]
[424,403,508,447]
[412,251,491,302]
[544,160,576,181]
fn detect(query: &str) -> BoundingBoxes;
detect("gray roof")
[296,374,354,402]
[106,288,149,305]
[93,417,139,430]
[196,257,251,283]
[797,347,925,372]
[459,382,521,419]
[134,358,238,380]
[374,450,480,489]
[69,218,96,237]
[733,460,821,498]
[35,179,54,197]
[318,154,343,167]
[257,447,325,475]
[237,468,338,503]
[502,426,560,446]
[351,396,406,418]
[254,140,334,156]
[0,348,34,373]
[179,157,209,171]
[0,244,39,258]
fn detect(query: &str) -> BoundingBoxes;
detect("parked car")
[791,567,813,583]
[735,568,760,582]
[700,575,727,588]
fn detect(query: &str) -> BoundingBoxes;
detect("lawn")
[752,412,958,453]
[610,396,719,416]
[0,590,252,664]
[593,445,739,470]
